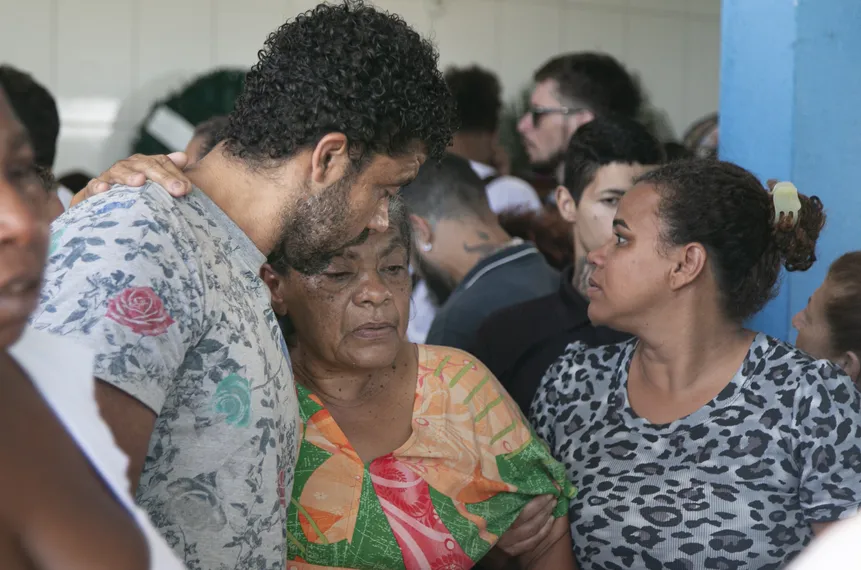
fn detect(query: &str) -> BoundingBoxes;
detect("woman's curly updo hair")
[638,159,826,321]
[224,0,457,167]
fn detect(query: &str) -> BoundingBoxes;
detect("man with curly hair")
[30,3,456,569]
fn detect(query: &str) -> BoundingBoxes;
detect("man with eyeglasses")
[517,52,643,186]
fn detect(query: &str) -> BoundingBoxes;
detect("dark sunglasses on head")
[529,106,586,126]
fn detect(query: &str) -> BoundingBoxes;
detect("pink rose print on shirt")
[106,286,175,336]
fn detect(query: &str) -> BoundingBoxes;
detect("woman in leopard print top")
[531,160,861,569]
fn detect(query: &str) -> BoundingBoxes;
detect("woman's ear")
[837,350,861,386]
[260,264,290,317]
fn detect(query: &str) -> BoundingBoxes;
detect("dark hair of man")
[224,1,456,168]
[534,52,642,119]
[0,65,59,168]
[400,153,492,224]
[57,171,93,194]
[267,197,411,276]
[562,115,665,203]
[193,115,229,158]
[444,65,501,133]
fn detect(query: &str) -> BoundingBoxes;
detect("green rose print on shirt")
[213,373,252,427]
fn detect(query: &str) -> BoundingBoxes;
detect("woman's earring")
[421,243,433,252]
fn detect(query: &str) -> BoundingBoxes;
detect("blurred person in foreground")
[30,3,456,569]
[517,52,642,186]
[0,64,69,218]
[473,117,665,413]
[0,86,186,570]
[532,162,861,568]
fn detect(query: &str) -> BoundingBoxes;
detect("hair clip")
[771,181,802,229]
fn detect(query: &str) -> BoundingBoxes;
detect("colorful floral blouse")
[285,345,575,570]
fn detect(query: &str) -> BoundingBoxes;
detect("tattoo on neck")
[463,242,501,256]
[573,259,594,296]
[463,230,503,257]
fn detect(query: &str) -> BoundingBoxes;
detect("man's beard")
[573,255,595,297]
[530,149,565,178]
[276,173,358,275]
[414,254,456,307]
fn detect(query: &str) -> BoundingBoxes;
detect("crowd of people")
[0,1,859,569]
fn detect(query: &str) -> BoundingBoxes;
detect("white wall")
[0,0,720,176]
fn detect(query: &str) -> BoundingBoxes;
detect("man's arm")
[33,186,205,493]
[94,382,157,494]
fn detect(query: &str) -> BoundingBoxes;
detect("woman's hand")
[496,495,557,556]
[71,152,191,208]
[518,515,577,570]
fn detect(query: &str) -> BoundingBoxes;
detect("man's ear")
[410,214,434,252]
[556,185,578,224]
[260,264,290,317]
[310,133,351,186]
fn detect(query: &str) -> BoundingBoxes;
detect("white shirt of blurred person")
[0,86,185,570]
[517,52,643,186]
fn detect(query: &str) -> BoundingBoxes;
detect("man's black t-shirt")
[472,266,631,416]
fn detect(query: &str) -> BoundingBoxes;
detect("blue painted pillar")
[720,0,861,340]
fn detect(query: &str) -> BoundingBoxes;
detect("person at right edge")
[472,116,665,415]
[531,160,861,569]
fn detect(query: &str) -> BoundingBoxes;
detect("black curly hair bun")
[767,180,826,273]
[224,0,457,165]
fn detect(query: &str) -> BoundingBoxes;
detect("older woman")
[793,251,861,384]
[260,200,575,569]
[531,160,861,569]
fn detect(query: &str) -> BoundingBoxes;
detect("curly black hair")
[639,160,826,322]
[0,65,59,168]
[445,65,501,133]
[535,52,642,119]
[225,1,456,166]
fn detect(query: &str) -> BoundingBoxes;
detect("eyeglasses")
[528,106,587,126]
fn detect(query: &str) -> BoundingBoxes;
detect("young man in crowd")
[517,52,642,185]
[30,3,456,569]
[405,66,545,344]
[403,153,558,352]
[445,65,542,213]
[472,116,665,414]
[0,65,70,218]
